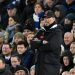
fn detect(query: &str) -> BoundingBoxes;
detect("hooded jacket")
[60,51,74,73]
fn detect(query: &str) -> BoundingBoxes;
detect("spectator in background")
[6,3,20,27]
[0,0,11,29]
[53,4,67,24]
[14,65,29,75]
[10,54,21,73]
[33,2,44,30]
[14,25,23,33]
[23,18,35,38]
[0,57,13,75]
[60,51,74,74]
[27,32,35,47]
[1,42,13,66]
[13,32,25,45]
[63,32,73,51]
[16,41,33,69]
[12,32,25,52]
[6,16,20,42]
[44,0,55,11]
[70,42,75,55]
[70,42,75,65]
[7,3,18,17]
[63,13,75,33]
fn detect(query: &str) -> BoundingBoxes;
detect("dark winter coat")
[31,24,63,75]
[19,49,34,69]
[0,66,13,75]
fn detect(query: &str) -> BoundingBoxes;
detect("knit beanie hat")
[14,65,29,75]
[65,13,75,21]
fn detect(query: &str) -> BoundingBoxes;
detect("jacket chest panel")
[44,30,55,41]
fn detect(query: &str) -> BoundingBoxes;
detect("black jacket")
[31,24,63,75]
[0,66,13,75]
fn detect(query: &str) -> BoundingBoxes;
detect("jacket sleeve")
[30,29,44,50]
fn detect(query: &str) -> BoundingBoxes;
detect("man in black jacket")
[0,57,13,75]
[31,10,63,75]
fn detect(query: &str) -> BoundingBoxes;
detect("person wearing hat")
[7,3,17,17]
[0,0,12,29]
[30,10,63,75]
[23,18,35,38]
[6,3,20,27]
[14,65,29,75]
[63,13,75,33]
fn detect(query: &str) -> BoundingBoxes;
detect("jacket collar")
[41,24,58,31]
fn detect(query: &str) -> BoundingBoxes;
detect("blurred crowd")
[0,0,75,75]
